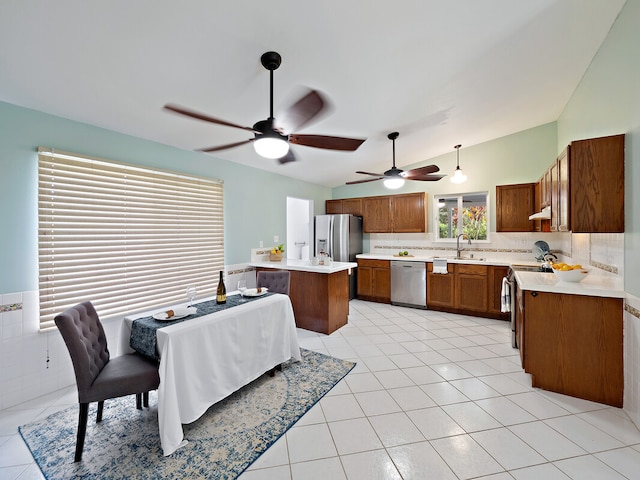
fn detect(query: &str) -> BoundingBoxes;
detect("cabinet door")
[356,266,372,297]
[550,160,560,231]
[342,198,363,217]
[363,196,392,232]
[427,263,456,308]
[372,267,391,302]
[516,284,525,368]
[557,147,570,232]
[392,193,427,233]
[455,264,488,312]
[325,200,342,214]
[496,183,535,232]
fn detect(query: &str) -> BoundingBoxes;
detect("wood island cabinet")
[496,183,536,232]
[520,290,623,407]
[356,259,391,303]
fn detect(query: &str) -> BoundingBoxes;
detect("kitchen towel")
[501,277,511,313]
[432,258,448,274]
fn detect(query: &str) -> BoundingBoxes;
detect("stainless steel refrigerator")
[314,214,363,299]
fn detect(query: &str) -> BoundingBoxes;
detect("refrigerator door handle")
[328,216,334,258]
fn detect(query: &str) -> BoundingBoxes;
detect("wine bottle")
[216,270,227,304]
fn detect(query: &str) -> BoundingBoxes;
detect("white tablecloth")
[119,293,301,455]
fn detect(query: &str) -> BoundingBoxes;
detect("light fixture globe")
[383,177,405,189]
[252,118,290,159]
[450,144,467,184]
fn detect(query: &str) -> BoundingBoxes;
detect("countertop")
[357,253,625,299]
[249,258,357,274]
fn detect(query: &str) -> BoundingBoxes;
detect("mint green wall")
[0,101,331,294]
[332,122,558,233]
[557,0,640,296]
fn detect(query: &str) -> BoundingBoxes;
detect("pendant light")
[450,144,467,184]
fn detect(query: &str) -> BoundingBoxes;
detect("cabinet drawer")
[358,259,390,269]
[457,264,488,275]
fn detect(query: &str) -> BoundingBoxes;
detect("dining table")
[118,292,301,456]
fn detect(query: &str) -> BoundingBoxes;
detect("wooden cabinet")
[488,265,510,319]
[496,183,536,232]
[456,264,488,312]
[325,198,363,216]
[362,196,393,233]
[547,134,624,233]
[427,263,456,308]
[520,290,623,407]
[356,259,390,303]
[540,168,552,208]
[391,193,427,233]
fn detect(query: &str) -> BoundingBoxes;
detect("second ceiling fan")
[347,132,445,188]
[164,51,366,164]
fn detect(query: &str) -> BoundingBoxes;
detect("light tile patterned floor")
[1,300,639,479]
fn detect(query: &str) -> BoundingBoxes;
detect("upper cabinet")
[496,183,536,232]
[547,134,624,233]
[327,192,428,233]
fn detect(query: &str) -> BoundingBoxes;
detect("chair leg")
[143,391,149,408]
[75,403,89,462]
[96,400,104,422]
[136,393,142,409]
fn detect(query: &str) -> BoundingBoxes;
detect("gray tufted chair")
[54,301,160,462]
[256,270,291,295]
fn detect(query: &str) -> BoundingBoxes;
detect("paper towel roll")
[301,245,310,260]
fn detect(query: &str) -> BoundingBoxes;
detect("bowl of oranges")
[551,262,589,282]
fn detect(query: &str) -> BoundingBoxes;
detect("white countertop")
[250,258,357,274]
[513,270,625,298]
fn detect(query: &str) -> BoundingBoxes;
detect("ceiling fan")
[164,51,366,164]
[346,132,445,189]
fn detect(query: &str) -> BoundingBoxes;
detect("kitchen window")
[37,148,224,330]
[434,192,489,241]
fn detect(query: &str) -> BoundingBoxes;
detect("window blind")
[37,148,224,330]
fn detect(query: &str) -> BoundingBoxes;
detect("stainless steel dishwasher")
[390,261,427,309]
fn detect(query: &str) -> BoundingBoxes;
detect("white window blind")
[37,148,224,330]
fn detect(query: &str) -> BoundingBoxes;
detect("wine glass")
[186,285,197,307]
[237,279,247,297]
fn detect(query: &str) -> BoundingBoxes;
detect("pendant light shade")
[450,144,467,184]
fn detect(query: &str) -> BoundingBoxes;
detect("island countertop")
[249,258,357,274]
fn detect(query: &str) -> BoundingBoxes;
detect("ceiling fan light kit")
[164,51,365,164]
[450,144,467,184]
[346,132,444,187]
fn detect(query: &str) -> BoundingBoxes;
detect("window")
[37,148,224,330]
[434,192,489,241]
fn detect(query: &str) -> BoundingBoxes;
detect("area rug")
[19,349,355,480]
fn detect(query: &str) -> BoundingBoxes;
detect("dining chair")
[54,301,160,462]
[256,270,290,295]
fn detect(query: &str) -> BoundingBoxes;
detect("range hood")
[529,205,551,220]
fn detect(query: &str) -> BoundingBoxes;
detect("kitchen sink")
[431,256,486,262]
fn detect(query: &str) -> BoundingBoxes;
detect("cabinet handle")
[530,291,538,297]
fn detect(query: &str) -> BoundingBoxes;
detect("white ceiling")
[0,1,626,188]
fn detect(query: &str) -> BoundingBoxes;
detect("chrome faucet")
[456,233,471,259]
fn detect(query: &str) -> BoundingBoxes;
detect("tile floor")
[1,299,640,479]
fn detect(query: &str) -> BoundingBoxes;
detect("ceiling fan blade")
[403,164,440,177]
[164,104,256,132]
[278,150,297,164]
[355,170,386,177]
[346,177,384,185]
[289,134,366,151]
[197,139,254,153]
[277,89,326,134]
[406,174,447,182]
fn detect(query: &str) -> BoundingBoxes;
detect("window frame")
[433,191,490,242]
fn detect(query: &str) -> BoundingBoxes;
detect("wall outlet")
[274,235,279,243]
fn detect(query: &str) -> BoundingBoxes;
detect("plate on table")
[242,287,268,297]
[153,306,197,321]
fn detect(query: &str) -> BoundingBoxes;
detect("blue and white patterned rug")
[19,349,355,480]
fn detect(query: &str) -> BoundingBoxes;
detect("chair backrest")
[54,301,110,402]
[256,270,291,295]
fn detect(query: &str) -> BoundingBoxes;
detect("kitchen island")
[249,259,357,335]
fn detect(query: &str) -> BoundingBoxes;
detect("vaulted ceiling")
[0,1,626,187]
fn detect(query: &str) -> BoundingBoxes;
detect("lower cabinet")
[357,259,391,303]
[456,264,488,312]
[520,290,623,407]
[426,263,455,308]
